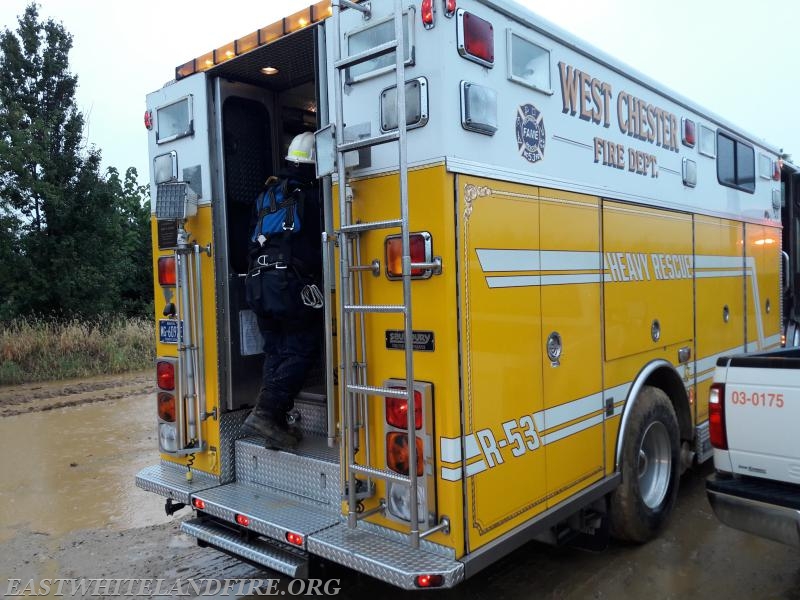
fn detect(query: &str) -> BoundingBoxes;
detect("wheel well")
[645,366,692,443]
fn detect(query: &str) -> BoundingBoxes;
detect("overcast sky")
[0,1,796,183]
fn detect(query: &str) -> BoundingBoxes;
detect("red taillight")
[443,0,456,17]
[156,360,175,390]
[421,0,434,27]
[386,389,423,429]
[385,233,429,279]
[386,432,424,476]
[416,574,444,588]
[462,11,494,65]
[192,498,206,510]
[144,110,153,130]
[286,532,304,546]
[235,514,250,527]
[682,118,696,147]
[709,383,727,450]
[158,256,176,286]
[157,392,176,422]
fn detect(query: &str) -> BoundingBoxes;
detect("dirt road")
[0,372,798,599]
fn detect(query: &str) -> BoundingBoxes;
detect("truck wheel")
[610,385,680,543]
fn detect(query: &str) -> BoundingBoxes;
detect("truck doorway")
[209,25,326,412]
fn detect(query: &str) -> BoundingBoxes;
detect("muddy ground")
[0,372,798,599]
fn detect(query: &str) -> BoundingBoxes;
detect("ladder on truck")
[329,0,448,548]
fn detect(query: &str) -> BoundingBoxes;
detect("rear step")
[182,517,309,578]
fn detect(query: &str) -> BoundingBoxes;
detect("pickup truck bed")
[706,348,800,548]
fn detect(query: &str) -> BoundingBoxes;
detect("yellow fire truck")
[136,0,787,588]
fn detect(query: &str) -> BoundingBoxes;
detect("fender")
[614,359,689,470]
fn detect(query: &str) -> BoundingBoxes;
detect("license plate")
[159,319,182,344]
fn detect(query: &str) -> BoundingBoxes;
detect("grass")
[0,317,154,385]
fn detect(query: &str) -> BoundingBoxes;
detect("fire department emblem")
[516,103,546,163]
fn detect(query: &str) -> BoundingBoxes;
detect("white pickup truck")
[706,348,800,547]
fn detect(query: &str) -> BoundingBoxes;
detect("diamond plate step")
[235,435,341,506]
[182,517,308,578]
[307,522,464,589]
[135,462,219,504]
[190,481,341,549]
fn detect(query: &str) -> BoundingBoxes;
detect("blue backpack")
[251,176,304,246]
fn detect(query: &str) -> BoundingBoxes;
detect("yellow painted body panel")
[539,189,604,507]
[152,206,222,476]
[694,216,745,423]
[334,165,465,556]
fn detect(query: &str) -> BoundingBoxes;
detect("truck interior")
[206,25,328,413]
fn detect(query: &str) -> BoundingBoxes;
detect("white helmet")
[285,132,315,165]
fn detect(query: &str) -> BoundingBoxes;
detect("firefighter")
[242,132,323,450]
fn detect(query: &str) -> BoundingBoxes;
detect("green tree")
[0,4,151,320]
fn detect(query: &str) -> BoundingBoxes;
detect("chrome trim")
[707,488,800,548]
[181,518,309,578]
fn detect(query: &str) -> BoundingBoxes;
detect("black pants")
[254,322,320,422]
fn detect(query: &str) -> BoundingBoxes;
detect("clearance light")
[386,433,425,476]
[386,389,423,429]
[774,160,782,181]
[192,498,206,510]
[754,238,776,246]
[443,0,456,17]
[156,360,175,390]
[385,233,432,279]
[416,574,444,588]
[144,110,153,130]
[175,1,335,80]
[158,256,176,286]
[286,532,304,546]
[421,0,435,28]
[682,118,696,148]
[708,383,727,450]
[235,514,250,527]
[157,392,176,423]
[457,10,494,67]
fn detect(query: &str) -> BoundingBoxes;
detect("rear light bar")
[386,389,423,429]
[385,232,440,279]
[709,382,727,450]
[457,9,494,67]
[421,0,434,28]
[386,432,425,476]
[158,256,176,286]
[157,392,176,423]
[286,531,304,546]
[156,360,175,390]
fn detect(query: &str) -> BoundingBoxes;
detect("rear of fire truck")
[136,0,469,589]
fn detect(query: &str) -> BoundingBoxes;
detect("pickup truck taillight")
[709,383,727,450]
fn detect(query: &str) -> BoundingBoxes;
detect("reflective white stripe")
[695,255,744,269]
[440,437,462,463]
[540,251,601,271]
[535,393,604,432]
[466,461,487,476]
[486,275,540,288]
[487,273,601,288]
[695,345,745,374]
[476,249,539,272]
[441,466,462,481]
[477,249,602,273]
[764,334,782,348]
[541,414,604,445]
[464,434,481,459]
[695,270,746,279]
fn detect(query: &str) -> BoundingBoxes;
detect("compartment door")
[458,176,547,551]
[539,189,604,508]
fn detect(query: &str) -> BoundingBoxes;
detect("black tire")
[610,385,680,543]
